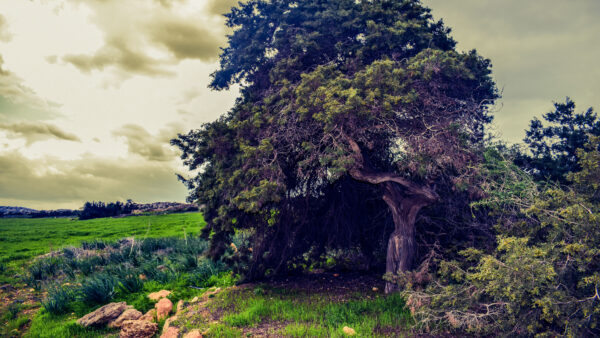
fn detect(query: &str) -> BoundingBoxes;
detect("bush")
[400,138,600,336]
[43,285,77,315]
[80,274,117,305]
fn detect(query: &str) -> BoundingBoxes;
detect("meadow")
[0,212,411,337]
[0,213,205,282]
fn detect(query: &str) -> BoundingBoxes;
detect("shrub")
[401,138,600,336]
[43,285,77,315]
[80,274,117,304]
[118,273,144,294]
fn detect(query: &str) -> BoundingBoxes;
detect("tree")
[520,98,600,182]
[173,0,497,292]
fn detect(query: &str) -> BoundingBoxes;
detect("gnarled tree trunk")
[382,182,429,293]
[345,136,438,293]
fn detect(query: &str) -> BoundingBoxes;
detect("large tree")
[174,0,497,292]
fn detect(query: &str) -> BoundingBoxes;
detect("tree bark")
[382,182,428,293]
[344,135,437,293]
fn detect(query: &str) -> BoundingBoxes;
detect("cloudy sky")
[0,0,598,209]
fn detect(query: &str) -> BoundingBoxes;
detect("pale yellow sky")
[0,0,598,209]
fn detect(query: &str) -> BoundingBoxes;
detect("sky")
[0,0,598,210]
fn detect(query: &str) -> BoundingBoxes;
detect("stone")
[119,320,158,338]
[140,309,156,322]
[191,296,199,303]
[163,315,178,332]
[176,300,184,314]
[342,326,356,336]
[77,302,128,327]
[183,329,203,338]
[160,326,180,338]
[108,309,143,328]
[156,298,173,321]
[148,290,172,301]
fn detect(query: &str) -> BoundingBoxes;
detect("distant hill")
[1,202,198,218]
[0,206,39,216]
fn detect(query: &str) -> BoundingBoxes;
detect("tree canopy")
[520,98,600,182]
[173,0,497,292]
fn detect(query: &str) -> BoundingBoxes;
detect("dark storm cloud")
[111,123,183,162]
[0,151,187,209]
[63,0,226,78]
[424,0,600,142]
[0,55,61,122]
[0,121,81,145]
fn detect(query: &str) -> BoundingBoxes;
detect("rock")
[163,315,178,332]
[183,329,203,338]
[156,298,173,321]
[342,326,356,336]
[140,309,156,322]
[108,309,143,328]
[119,320,158,338]
[148,290,172,301]
[77,302,128,327]
[160,326,179,338]
[139,274,147,281]
[191,296,199,303]
[176,300,184,314]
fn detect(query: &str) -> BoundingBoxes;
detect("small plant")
[81,239,106,250]
[80,274,117,304]
[4,302,21,320]
[43,285,76,315]
[118,273,144,293]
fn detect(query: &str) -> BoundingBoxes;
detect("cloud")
[112,123,183,162]
[177,87,201,105]
[0,121,81,145]
[0,55,61,122]
[424,0,600,142]
[63,36,174,77]
[0,151,188,209]
[62,0,225,78]
[206,0,240,15]
[0,14,12,42]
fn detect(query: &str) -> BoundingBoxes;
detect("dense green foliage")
[399,137,600,336]
[519,98,600,182]
[174,0,497,282]
[79,200,135,220]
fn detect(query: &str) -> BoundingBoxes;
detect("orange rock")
[140,309,156,322]
[109,309,143,328]
[160,326,179,338]
[163,315,178,332]
[148,290,171,301]
[342,326,356,336]
[139,274,147,281]
[120,320,158,338]
[156,298,173,321]
[176,300,184,314]
[183,329,203,338]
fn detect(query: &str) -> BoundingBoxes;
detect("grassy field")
[0,213,412,337]
[0,213,205,278]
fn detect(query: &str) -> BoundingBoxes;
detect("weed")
[282,323,328,337]
[43,285,77,315]
[80,274,117,305]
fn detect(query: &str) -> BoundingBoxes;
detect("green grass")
[184,285,412,337]
[0,213,204,282]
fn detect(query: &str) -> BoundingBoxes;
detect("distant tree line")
[79,200,135,220]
